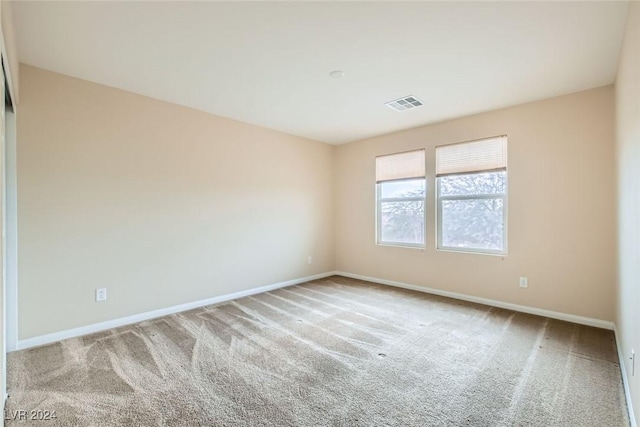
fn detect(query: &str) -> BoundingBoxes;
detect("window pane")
[380,179,425,199]
[441,198,504,251]
[380,200,424,245]
[439,171,506,196]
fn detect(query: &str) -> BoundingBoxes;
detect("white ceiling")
[13,1,629,144]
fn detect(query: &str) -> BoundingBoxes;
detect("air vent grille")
[385,95,423,112]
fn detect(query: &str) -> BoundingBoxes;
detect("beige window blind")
[436,135,507,177]
[376,149,425,183]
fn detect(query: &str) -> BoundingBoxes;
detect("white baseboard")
[13,270,633,424]
[14,272,336,351]
[334,271,614,330]
[15,270,615,344]
[614,324,637,427]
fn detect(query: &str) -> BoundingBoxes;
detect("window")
[436,136,507,254]
[376,150,426,247]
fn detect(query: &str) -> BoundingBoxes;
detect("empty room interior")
[0,0,638,426]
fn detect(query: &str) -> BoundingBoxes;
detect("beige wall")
[335,86,616,322]
[16,65,620,337]
[616,1,640,424]
[17,65,334,339]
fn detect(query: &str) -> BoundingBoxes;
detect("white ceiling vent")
[385,95,423,112]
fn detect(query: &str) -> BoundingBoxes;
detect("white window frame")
[436,172,508,255]
[435,135,508,256]
[376,178,426,248]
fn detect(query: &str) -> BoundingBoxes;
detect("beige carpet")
[6,276,629,426]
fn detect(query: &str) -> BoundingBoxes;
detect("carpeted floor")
[6,276,629,426]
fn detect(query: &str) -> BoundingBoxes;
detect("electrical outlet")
[96,288,107,302]
[519,277,528,288]
[631,349,635,376]
[307,256,313,265]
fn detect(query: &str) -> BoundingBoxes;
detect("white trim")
[14,272,336,351]
[334,271,614,330]
[614,324,637,427]
[5,109,16,352]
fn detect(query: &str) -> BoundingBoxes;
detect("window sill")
[437,247,507,257]
[376,242,425,250]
